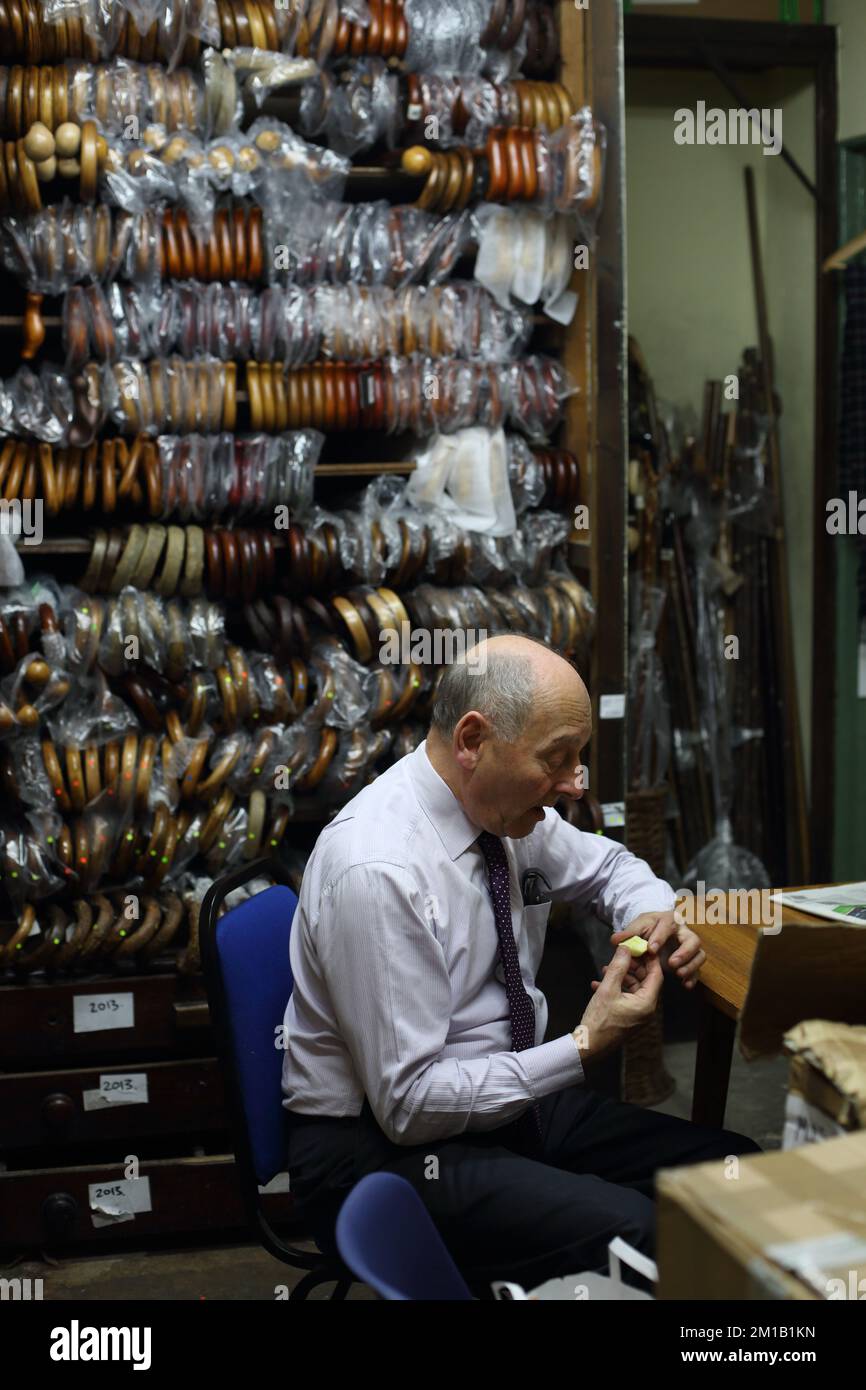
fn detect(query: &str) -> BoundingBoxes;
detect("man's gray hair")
[430,639,546,741]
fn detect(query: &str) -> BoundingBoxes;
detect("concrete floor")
[652,1039,789,1151]
[6,1036,789,1302]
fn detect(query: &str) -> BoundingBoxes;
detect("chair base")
[290,1267,354,1300]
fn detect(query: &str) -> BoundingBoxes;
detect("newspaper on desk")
[769,882,866,926]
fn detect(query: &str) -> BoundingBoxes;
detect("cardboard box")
[658,1131,866,1300]
[627,0,820,22]
[782,1020,866,1149]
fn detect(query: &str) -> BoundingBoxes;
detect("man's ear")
[454,712,487,769]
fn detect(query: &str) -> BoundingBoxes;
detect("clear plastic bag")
[311,638,376,729]
[240,49,319,111]
[42,0,219,69]
[299,59,400,157]
[507,433,546,514]
[474,205,578,322]
[265,200,472,289]
[0,365,78,444]
[405,0,488,74]
[550,110,607,232]
[676,477,773,892]
[506,356,575,440]
[0,808,67,910]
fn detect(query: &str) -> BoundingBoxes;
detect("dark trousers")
[287,1084,761,1298]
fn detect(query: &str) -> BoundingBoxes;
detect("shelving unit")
[0,3,629,1253]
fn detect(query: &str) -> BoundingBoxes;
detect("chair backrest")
[201,878,298,1190]
[335,1172,474,1301]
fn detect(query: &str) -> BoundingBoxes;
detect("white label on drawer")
[82,1074,149,1111]
[599,694,625,719]
[88,1177,152,1229]
[73,992,134,1033]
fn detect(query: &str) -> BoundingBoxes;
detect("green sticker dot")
[119,929,127,937]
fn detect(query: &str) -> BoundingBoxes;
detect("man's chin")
[504,806,546,836]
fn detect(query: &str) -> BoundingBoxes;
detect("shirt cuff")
[519,1032,585,1098]
[614,883,677,933]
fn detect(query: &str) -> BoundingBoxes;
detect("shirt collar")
[408,739,483,861]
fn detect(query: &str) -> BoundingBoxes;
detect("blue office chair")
[336,1172,474,1300]
[199,857,355,1300]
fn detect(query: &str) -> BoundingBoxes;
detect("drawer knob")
[42,1192,78,1242]
[42,1092,75,1133]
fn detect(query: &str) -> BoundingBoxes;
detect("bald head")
[426,633,592,839]
[431,634,591,743]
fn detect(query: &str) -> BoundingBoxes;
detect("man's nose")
[554,777,584,800]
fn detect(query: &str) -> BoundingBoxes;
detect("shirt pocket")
[522,901,552,979]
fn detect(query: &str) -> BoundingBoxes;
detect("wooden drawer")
[0,1156,294,1248]
[0,973,211,1065]
[0,1059,226,1149]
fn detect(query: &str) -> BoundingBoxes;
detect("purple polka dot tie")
[478,831,543,1148]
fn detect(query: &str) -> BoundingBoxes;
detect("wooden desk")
[688,887,866,1127]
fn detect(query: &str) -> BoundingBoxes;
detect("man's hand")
[576,945,664,1062]
[610,909,706,991]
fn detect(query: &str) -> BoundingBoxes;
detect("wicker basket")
[621,787,675,1108]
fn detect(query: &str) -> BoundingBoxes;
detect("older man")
[282,635,759,1294]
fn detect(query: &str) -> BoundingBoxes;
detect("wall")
[826,0,866,140]
[625,66,816,795]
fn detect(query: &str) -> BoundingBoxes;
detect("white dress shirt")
[281,739,676,1145]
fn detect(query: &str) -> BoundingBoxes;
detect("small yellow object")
[623,935,648,958]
